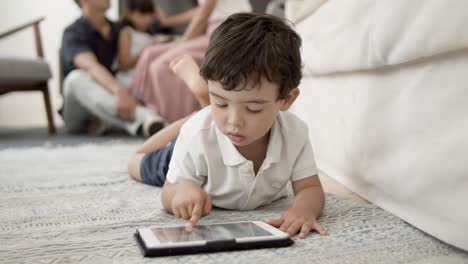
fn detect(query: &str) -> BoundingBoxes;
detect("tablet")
[134,221,293,257]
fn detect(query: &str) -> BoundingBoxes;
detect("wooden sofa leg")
[42,86,56,135]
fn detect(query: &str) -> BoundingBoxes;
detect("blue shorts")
[140,139,176,187]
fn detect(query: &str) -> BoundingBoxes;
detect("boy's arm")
[129,113,210,225]
[267,175,327,238]
[291,176,325,220]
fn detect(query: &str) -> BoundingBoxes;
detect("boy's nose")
[228,109,244,128]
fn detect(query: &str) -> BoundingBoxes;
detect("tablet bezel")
[138,220,288,249]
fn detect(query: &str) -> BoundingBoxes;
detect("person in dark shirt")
[61,0,165,136]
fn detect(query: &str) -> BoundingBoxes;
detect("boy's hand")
[171,181,212,227]
[266,206,327,239]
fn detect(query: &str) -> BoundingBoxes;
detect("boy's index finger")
[185,221,193,232]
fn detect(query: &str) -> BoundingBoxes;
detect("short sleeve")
[165,127,206,186]
[291,132,318,182]
[61,26,91,71]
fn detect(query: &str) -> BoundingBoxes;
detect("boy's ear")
[280,88,300,111]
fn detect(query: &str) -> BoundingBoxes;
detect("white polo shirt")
[166,106,317,210]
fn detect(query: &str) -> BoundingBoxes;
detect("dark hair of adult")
[125,0,154,14]
[200,13,302,100]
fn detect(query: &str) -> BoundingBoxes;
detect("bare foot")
[170,55,210,107]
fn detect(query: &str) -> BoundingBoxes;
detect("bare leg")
[170,54,210,107]
[128,114,193,181]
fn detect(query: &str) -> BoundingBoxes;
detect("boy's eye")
[247,107,263,113]
[215,103,227,109]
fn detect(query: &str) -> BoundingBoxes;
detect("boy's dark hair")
[74,0,80,7]
[125,0,154,14]
[200,13,302,100]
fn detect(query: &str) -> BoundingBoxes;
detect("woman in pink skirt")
[129,0,252,123]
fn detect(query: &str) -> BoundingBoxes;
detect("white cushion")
[293,0,468,75]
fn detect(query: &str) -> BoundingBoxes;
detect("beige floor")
[319,173,367,202]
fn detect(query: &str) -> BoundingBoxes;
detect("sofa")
[288,0,468,251]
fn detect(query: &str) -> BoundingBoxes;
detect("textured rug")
[1,142,467,264]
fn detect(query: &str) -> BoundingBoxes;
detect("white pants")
[62,70,152,135]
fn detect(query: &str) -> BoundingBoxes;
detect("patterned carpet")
[1,142,467,264]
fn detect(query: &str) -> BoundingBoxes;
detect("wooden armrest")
[0,17,45,39]
[0,17,46,58]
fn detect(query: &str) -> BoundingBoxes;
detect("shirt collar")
[79,16,117,39]
[215,117,282,167]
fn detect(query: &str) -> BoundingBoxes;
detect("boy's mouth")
[227,133,246,143]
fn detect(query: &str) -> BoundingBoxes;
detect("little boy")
[128,13,326,238]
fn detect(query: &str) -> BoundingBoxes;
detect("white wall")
[0,0,119,128]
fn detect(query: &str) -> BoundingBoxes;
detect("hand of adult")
[116,88,138,121]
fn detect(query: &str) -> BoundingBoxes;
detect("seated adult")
[61,0,164,136]
[129,0,252,123]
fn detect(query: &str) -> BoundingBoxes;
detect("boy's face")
[208,79,298,149]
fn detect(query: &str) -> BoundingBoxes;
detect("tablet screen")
[151,222,273,243]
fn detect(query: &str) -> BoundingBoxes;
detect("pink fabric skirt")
[129,21,222,123]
